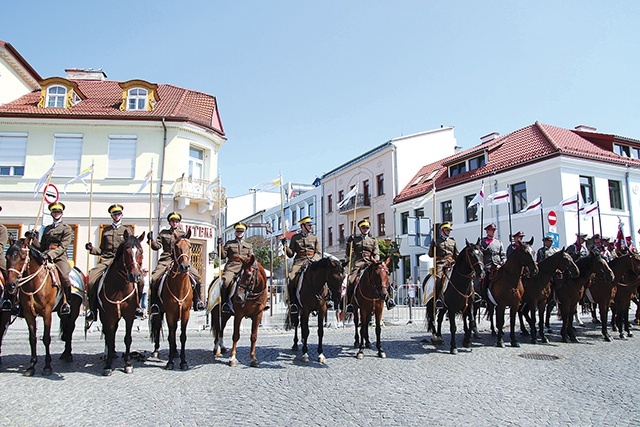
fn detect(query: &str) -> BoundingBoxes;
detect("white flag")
[581,202,599,220]
[468,184,485,209]
[33,162,56,197]
[133,167,153,195]
[205,177,220,202]
[337,184,359,209]
[560,195,580,211]
[64,165,94,194]
[520,196,542,213]
[490,190,510,206]
[416,188,434,208]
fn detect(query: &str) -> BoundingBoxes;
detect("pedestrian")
[407,276,416,308]
[218,222,254,313]
[141,268,149,319]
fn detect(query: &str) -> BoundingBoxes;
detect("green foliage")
[246,235,283,271]
[377,238,400,272]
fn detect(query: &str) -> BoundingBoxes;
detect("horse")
[554,252,614,343]
[211,255,268,367]
[58,266,85,362]
[98,230,145,376]
[4,238,63,376]
[352,257,391,359]
[429,240,485,354]
[0,269,14,366]
[487,237,539,348]
[520,249,579,344]
[609,253,640,339]
[287,256,345,363]
[151,229,194,370]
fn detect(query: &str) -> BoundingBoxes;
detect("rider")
[566,232,588,261]
[281,216,322,314]
[218,222,254,314]
[536,236,558,262]
[506,230,526,258]
[28,202,72,315]
[345,219,395,313]
[0,206,11,312]
[147,212,205,316]
[428,222,459,303]
[479,223,506,302]
[85,204,144,322]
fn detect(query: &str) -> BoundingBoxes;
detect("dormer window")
[449,161,466,177]
[47,85,67,108]
[127,88,148,110]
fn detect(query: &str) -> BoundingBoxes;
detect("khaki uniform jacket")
[88,224,134,287]
[149,228,201,283]
[0,224,7,271]
[32,221,73,286]
[346,234,380,284]
[220,238,254,285]
[428,234,459,279]
[284,232,321,281]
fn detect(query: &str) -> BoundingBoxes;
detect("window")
[377,213,386,236]
[292,209,297,225]
[127,88,148,110]
[609,180,623,210]
[449,162,466,177]
[633,147,640,159]
[53,134,82,178]
[376,174,384,196]
[469,154,486,170]
[613,144,631,157]
[465,195,479,222]
[363,180,370,205]
[401,212,409,234]
[308,203,314,219]
[108,135,137,178]
[46,85,66,108]
[415,208,424,218]
[328,227,333,246]
[338,224,345,245]
[327,195,333,213]
[580,176,595,204]
[511,182,527,213]
[338,190,344,204]
[441,200,453,223]
[189,146,204,180]
[0,133,27,176]
[410,174,425,186]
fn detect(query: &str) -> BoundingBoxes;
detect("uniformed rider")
[428,222,459,289]
[218,222,254,313]
[281,216,322,314]
[536,236,558,262]
[147,212,204,315]
[566,232,588,261]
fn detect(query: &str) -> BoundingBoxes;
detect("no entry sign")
[547,210,557,226]
[43,183,59,204]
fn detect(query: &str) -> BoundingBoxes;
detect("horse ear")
[123,229,130,240]
[475,237,481,246]
[184,228,192,239]
[137,232,145,242]
[8,234,15,246]
[384,256,391,267]
[465,238,470,246]
[527,237,534,246]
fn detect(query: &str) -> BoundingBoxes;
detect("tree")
[245,235,283,271]
[377,238,400,272]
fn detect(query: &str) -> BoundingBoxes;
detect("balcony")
[337,193,371,214]
[174,177,226,212]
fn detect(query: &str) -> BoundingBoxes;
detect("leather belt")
[228,257,241,262]
[49,244,59,250]
[296,250,315,257]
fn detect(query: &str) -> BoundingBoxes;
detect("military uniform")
[481,237,506,271]
[428,230,459,283]
[0,222,7,273]
[566,241,588,261]
[87,223,135,286]
[536,244,558,262]
[345,233,380,286]
[219,222,254,312]
[284,231,321,282]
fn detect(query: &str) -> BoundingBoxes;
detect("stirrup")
[60,302,71,316]
[346,304,353,314]
[386,299,396,310]
[222,302,232,314]
[86,311,96,323]
[289,304,299,315]
[326,300,334,310]
[150,304,160,316]
[435,299,444,310]
[1,300,12,312]
[195,300,205,311]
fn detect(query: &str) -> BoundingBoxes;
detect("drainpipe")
[157,118,168,230]
[625,168,636,247]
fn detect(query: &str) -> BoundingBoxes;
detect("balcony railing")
[174,177,226,204]
[337,193,371,213]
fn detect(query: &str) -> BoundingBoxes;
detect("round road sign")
[548,210,557,226]
[43,183,59,204]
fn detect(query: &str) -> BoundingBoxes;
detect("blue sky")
[2,1,639,197]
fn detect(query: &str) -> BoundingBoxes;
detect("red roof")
[0,78,224,137]
[395,121,640,204]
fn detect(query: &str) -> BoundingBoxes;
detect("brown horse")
[487,237,538,348]
[554,252,614,343]
[98,230,145,376]
[211,255,268,367]
[58,267,85,362]
[609,253,640,339]
[520,249,579,344]
[151,229,193,370]
[288,256,345,363]
[352,257,391,359]
[0,266,15,366]
[4,238,62,376]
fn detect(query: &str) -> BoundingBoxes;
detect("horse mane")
[6,238,46,264]
[114,234,142,259]
[574,253,597,277]
[308,257,339,271]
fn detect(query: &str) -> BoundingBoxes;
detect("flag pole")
[344,183,359,316]
[479,180,484,240]
[148,160,154,277]
[216,174,223,330]
[597,201,603,237]
[432,182,437,325]
[507,186,513,241]
[84,161,95,336]
[279,173,290,306]
[576,193,581,238]
[32,169,54,240]
[539,195,545,240]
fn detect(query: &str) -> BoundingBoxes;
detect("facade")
[0,41,41,105]
[321,127,458,262]
[0,43,226,290]
[394,122,640,282]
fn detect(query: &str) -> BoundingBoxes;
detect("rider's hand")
[280,238,287,245]
[25,230,39,239]
[85,242,93,251]
[217,237,223,245]
[147,231,153,243]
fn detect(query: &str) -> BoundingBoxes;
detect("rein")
[237,262,266,302]
[7,248,57,317]
[357,263,388,303]
[101,245,140,318]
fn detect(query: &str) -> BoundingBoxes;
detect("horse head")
[519,237,539,276]
[4,238,30,293]
[236,254,262,304]
[586,251,614,282]
[324,256,346,300]
[559,249,580,278]
[462,238,485,280]
[370,258,391,300]
[173,229,192,274]
[117,230,145,283]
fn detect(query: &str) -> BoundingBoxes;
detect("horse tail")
[284,306,297,330]
[149,313,163,341]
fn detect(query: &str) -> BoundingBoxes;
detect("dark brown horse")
[554,252,614,343]
[211,255,268,367]
[428,240,485,354]
[609,253,640,339]
[58,266,85,362]
[151,229,194,370]
[521,249,579,344]
[487,237,538,348]
[352,257,391,359]
[4,238,62,376]
[98,231,145,376]
[0,264,14,366]
[288,256,345,363]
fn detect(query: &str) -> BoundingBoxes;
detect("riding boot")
[221,281,231,314]
[345,281,355,313]
[133,279,144,319]
[287,282,298,314]
[150,280,161,316]
[385,295,396,310]
[191,277,205,311]
[59,285,71,316]
[86,281,97,322]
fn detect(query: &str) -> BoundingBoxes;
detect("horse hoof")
[570,337,579,343]
[541,337,549,344]
[180,362,189,371]
[102,368,112,376]
[301,353,309,363]
[214,349,222,357]
[450,348,458,355]
[365,342,371,349]
[378,351,387,359]
[356,352,364,360]
[496,341,504,348]
[229,358,238,367]
[619,334,626,340]
[221,347,228,354]
[318,354,326,364]
[151,351,159,359]
[353,342,359,349]
[628,332,633,338]
[604,335,612,342]
[562,336,569,343]
[124,365,133,374]
[463,339,471,348]
[60,353,73,363]
[592,319,601,325]
[511,341,520,348]
[521,330,530,337]
[23,368,35,377]
[291,344,298,352]
[42,367,53,376]
[530,339,537,345]
[165,362,174,370]
[249,359,259,368]
[473,332,481,339]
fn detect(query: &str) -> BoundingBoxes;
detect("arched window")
[46,85,67,108]
[127,88,148,110]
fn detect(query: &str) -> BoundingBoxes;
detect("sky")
[2,1,640,197]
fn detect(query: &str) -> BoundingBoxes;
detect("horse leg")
[509,305,520,347]
[356,310,366,359]
[528,304,537,344]
[59,299,79,362]
[317,308,326,363]
[448,309,458,355]
[102,323,116,376]
[495,306,505,347]
[591,302,600,324]
[518,307,530,336]
[537,304,548,343]
[472,304,481,339]
[545,298,554,332]
[0,312,9,366]
[599,303,611,342]
[165,315,177,370]
[42,311,53,375]
[291,312,300,352]
[229,314,242,367]
[151,312,163,359]
[301,311,310,362]
[123,316,134,374]
[353,306,360,349]
[433,307,446,345]
[622,303,633,338]
[364,313,372,348]
[249,312,263,368]
[179,310,190,370]
[24,311,38,377]
[488,303,497,336]
[376,305,386,359]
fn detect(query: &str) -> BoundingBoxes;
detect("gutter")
[625,168,637,247]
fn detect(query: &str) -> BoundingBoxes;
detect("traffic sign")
[547,210,557,226]
[43,183,59,204]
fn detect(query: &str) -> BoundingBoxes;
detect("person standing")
[85,204,143,321]
[218,222,254,313]
[428,222,459,289]
[281,216,321,314]
[147,212,204,315]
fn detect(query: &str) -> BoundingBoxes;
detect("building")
[0,41,226,290]
[394,122,640,282]
[0,41,41,105]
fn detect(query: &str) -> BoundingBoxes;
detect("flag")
[285,182,297,201]
[615,217,626,251]
[520,196,542,213]
[205,177,220,202]
[416,188,434,208]
[252,176,281,190]
[581,202,599,220]
[560,195,580,211]
[489,190,510,206]
[337,184,359,209]
[467,184,485,209]
[133,167,153,195]
[63,165,93,194]
[33,162,56,197]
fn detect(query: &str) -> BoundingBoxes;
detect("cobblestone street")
[0,307,638,426]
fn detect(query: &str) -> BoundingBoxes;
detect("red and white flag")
[581,202,599,220]
[520,196,542,213]
[490,190,510,206]
[467,184,485,210]
[560,195,580,211]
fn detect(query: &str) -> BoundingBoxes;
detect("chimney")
[65,68,107,81]
[480,132,500,143]
[574,125,597,132]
